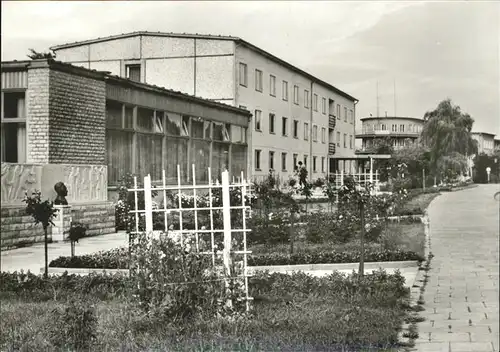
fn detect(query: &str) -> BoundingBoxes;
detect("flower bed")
[0,269,413,351]
[49,246,424,270]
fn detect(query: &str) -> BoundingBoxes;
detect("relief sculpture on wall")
[1,163,41,204]
[64,165,107,202]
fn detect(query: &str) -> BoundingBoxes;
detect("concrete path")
[414,184,500,352]
[0,232,128,274]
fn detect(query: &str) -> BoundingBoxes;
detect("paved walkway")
[414,184,500,352]
[0,232,127,274]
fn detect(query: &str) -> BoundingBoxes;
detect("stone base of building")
[1,202,116,250]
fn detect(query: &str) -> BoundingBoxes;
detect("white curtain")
[17,124,26,163]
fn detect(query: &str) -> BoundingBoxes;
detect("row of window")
[254,150,326,173]
[253,110,327,142]
[335,132,354,149]
[363,123,422,134]
[106,100,248,184]
[239,62,354,124]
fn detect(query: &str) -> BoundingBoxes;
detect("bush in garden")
[0,271,131,302]
[114,173,159,232]
[248,249,424,266]
[50,247,130,269]
[313,178,325,188]
[49,300,98,350]
[130,233,246,322]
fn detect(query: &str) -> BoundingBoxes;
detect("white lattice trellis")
[128,164,253,311]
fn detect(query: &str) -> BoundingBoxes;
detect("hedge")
[49,247,424,269]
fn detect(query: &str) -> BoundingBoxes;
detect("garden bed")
[0,269,414,351]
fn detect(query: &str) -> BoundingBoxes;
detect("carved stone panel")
[1,163,43,205]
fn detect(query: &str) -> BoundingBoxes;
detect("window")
[304,155,308,167]
[349,109,354,124]
[269,151,275,170]
[392,124,397,132]
[1,91,26,163]
[400,124,405,132]
[313,94,318,111]
[269,113,276,134]
[344,107,347,122]
[281,152,287,171]
[336,104,341,120]
[322,97,327,114]
[282,117,288,136]
[381,124,387,131]
[349,135,353,149]
[293,154,298,170]
[293,120,299,138]
[336,131,341,146]
[313,125,318,142]
[282,81,288,101]
[321,127,326,143]
[321,157,325,173]
[270,75,276,96]
[126,64,141,82]
[255,149,261,170]
[304,90,310,108]
[313,156,317,173]
[343,133,347,148]
[255,69,263,92]
[239,63,248,87]
[294,85,299,104]
[254,110,262,131]
[304,122,309,140]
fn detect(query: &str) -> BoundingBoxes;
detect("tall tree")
[421,99,477,175]
[27,48,55,60]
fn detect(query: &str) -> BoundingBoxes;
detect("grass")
[0,271,411,352]
[399,192,441,215]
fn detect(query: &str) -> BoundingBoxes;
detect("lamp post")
[486,167,491,183]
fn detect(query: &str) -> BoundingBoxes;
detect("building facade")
[471,132,496,156]
[50,31,358,181]
[356,116,424,151]
[1,59,250,248]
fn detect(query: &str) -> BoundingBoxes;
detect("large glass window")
[1,92,26,163]
[105,100,248,185]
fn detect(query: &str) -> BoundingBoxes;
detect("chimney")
[385,111,388,117]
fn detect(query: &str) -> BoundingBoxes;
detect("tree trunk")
[43,225,48,278]
[289,213,295,255]
[359,203,365,278]
[71,241,75,258]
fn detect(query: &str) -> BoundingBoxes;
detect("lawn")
[0,270,412,352]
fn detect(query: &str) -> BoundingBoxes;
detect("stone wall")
[48,69,106,164]
[1,207,47,249]
[1,203,116,250]
[71,202,116,237]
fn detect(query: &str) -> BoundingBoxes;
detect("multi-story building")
[50,31,358,180]
[471,132,496,156]
[1,58,250,248]
[356,115,424,151]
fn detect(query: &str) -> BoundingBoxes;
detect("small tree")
[68,222,87,257]
[337,177,372,278]
[23,191,58,277]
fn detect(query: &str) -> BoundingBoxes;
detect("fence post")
[221,170,233,308]
[144,174,153,233]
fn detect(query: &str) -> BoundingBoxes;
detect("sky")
[2,1,499,137]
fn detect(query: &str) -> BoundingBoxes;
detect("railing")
[328,115,336,129]
[328,143,336,155]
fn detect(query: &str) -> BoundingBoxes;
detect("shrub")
[249,249,424,266]
[130,233,246,322]
[313,178,325,188]
[50,247,129,269]
[49,300,98,350]
[248,211,292,245]
[0,271,131,301]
